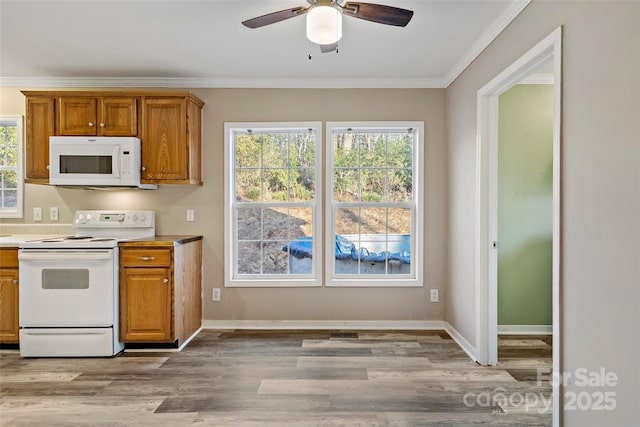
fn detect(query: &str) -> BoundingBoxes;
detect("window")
[224,121,423,288]
[0,116,23,218]
[224,123,322,287]
[326,122,423,286]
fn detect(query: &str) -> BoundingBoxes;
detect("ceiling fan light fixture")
[306,5,342,45]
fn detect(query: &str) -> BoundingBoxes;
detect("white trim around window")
[325,121,425,287]
[224,122,323,287]
[0,115,23,218]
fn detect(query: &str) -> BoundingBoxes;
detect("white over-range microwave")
[49,136,156,189]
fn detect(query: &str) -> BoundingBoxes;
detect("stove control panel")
[74,210,155,228]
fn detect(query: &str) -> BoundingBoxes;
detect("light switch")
[33,207,43,222]
[50,207,59,221]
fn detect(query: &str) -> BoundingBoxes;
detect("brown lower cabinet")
[0,248,20,343]
[119,237,202,346]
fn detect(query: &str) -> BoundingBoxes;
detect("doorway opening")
[475,27,562,427]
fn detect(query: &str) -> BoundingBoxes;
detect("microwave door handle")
[112,146,120,177]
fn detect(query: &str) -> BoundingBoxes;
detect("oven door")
[18,249,118,327]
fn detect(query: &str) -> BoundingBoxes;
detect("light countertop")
[0,234,70,248]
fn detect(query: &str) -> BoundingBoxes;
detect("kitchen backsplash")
[0,223,74,235]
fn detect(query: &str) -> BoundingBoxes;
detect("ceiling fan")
[242,0,414,53]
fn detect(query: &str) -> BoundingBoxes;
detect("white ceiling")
[0,0,530,88]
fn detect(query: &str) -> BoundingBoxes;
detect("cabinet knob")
[100,122,106,128]
[46,165,50,170]
[163,278,169,284]
[137,256,155,261]
[141,166,146,171]
[88,122,95,127]
[11,279,18,285]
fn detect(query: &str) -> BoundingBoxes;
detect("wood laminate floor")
[0,330,552,426]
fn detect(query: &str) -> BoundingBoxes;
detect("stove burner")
[66,236,93,240]
[90,238,115,242]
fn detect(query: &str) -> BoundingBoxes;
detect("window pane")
[387,133,412,167]
[235,169,261,201]
[289,207,312,239]
[3,171,17,188]
[289,132,315,168]
[336,208,360,235]
[292,168,315,201]
[360,169,386,202]
[237,241,261,274]
[263,207,290,240]
[2,189,17,209]
[235,134,261,168]
[359,134,386,168]
[334,168,358,202]
[262,133,289,168]
[237,207,261,240]
[388,207,412,234]
[333,133,358,168]
[262,241,288,274]
[286,238,313,274]
[360,207,387,234]
[263,169,289,201]
[388,168,412,202]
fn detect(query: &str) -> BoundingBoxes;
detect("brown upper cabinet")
[58,97,138,136]
[24,96,55,182]
[21,90,204,185]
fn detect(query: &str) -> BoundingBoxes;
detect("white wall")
[446,1,640,425]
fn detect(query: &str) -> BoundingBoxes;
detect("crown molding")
[443,0,532,87]
[0,76,447,89]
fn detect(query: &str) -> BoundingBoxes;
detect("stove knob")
[86,214,93,222]
[78,214,86,224]
[140,214,146,223]
[132,214,139,222]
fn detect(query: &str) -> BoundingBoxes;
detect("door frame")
[475,26,562,426]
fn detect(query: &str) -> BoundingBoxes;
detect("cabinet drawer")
[121,249,171,267]
[0,249,19,268]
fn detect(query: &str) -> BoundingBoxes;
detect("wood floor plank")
[367,368,517,382]
[297,356,433,369]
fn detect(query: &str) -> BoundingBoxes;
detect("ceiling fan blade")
[242,6,308,29]
[343,2,413,27]
[320,42,339,53]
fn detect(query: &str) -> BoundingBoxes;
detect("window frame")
[0,115,23,219]
[224,122,323,288]
[325,121,424,287]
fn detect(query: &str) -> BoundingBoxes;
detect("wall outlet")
[430,289,439,303]
[50,207,59,221]
[212,288,221,301]
[186,209,195,222]
[33,207,43,222]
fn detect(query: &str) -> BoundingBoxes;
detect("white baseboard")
[201,320,445,331]
[444,322,478,363]
[498,325,553,335]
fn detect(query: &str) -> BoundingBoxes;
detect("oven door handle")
[18,251,113,261]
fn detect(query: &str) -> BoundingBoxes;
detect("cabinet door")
[100,98,138,136]
[120,267,172,342]
[141,98,188,181]
[25,97,54,181]
[0,269,19,343]
[59,97,98,135]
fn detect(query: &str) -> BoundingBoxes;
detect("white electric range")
[18,210,155,357]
